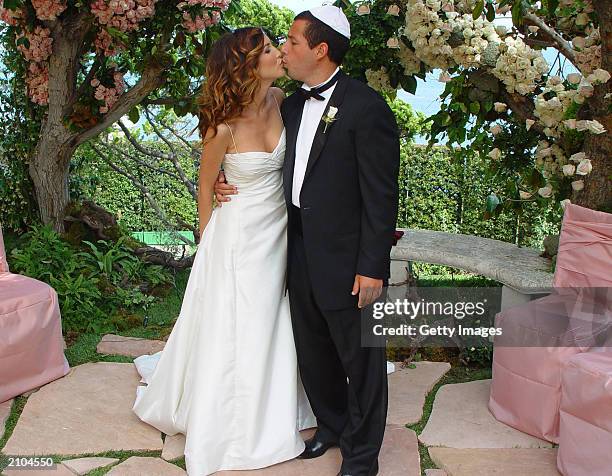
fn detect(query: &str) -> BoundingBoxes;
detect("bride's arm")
[198,124,231,237]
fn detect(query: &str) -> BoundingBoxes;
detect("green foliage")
[341,0,423,94]
[424,68,580,209]
[462,345,494,366]
[226,0,293,38]
[8,224,173,335]
[389,96,429,142]
[80,237,138,278]
[0,23,41,231]
[397,144,562,249]
[71,136,198,233]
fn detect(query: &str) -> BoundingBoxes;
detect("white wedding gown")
[132,126,317,476]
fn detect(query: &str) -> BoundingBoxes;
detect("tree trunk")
[574,0,612,212]
[27,10,168,231]
[575,125,612,212]
[29,12,90,232]
[29,134,77,233]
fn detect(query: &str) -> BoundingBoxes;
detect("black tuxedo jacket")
[281,70,400,310]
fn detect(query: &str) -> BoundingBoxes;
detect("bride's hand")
[214,170,238,206]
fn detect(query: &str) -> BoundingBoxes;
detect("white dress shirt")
[291,67,340,207]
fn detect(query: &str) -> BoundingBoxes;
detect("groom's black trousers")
[287,207,388,475]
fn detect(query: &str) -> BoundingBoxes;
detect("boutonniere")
[321,106,338,133]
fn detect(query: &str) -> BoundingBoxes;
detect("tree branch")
[116,118,173,160]
[144,107,177,153]
[91,143,195,245]
[47,10,93,132]
[70,30,173,148]
[156,116,201,159]
[132,246,195,269]
[144,108,197,200]
[523,12,577,65]
[97,137,184,182]
[500,88,545,134]
[66,53,104,114]
[141,95,197,106]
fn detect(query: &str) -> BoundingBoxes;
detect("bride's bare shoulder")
[270,87,286,105]
[204,122,232,140]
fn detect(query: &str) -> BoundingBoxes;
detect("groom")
[217,6,400,476]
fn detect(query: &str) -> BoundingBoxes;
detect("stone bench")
[390,228,554,310]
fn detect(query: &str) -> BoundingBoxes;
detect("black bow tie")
[298,71,341,101]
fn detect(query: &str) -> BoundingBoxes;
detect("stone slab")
[214,425,419,475]
[1,399,12,440]
[425,470,448,476]
[2,463,74,476]
[96,334,165,357]
[2,362,162,456]
[428,447,561,475]
[391,229,553,292]
[378,425,420,476]
[106,457,186,476]
[419,379,552,449]
[387,361,450,426]
[162,433,186,461]
[61,457,119,475]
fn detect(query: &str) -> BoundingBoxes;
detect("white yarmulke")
[308,5,351,39]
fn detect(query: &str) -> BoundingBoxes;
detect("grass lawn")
[64,269,190,367]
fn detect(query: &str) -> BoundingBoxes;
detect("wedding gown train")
[132,126,317,476]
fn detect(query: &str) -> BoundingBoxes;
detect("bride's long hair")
[196,27,266,144]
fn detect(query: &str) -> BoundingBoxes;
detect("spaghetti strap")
[224,121,239,154]
[272,94,282,121]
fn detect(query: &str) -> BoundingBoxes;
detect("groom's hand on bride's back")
[214,170,238,206]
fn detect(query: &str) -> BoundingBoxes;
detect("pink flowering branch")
[66,54,105,113]
[70,30,173,148]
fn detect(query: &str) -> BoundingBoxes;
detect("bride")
[131,27,316,475]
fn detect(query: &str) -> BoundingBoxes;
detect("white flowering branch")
[523,12,577,66]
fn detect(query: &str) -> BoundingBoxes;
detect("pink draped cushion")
[489,292,591,443]
[0,225,8,273]
[557,352,612,476]
[0,273,70,403]
[489,204,612,443]
[553,203,612,288]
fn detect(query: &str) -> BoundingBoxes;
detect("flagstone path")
[1,335,562,475]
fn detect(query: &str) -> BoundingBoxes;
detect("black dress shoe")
[297,434,338,459]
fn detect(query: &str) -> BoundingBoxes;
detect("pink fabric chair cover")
[489,204,612,443]
[553,203,612,288]
[0,225,70,403]
[557,351,612,476]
